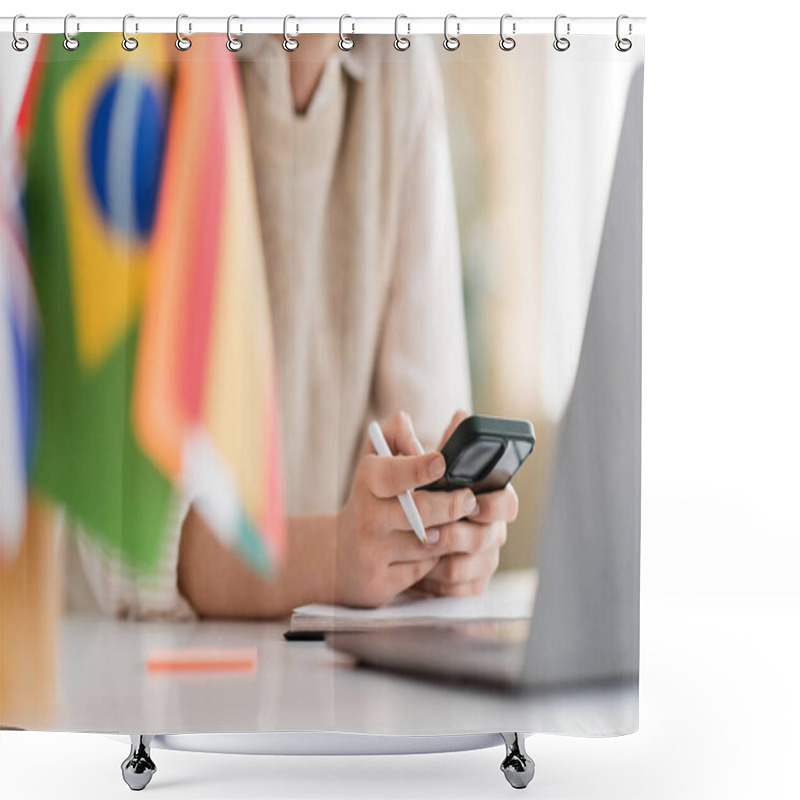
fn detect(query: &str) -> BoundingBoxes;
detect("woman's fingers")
[360,451,445,498]
[393,411,426,455]
[385,518,497,564]
[418,577,488,598]
[466,485,519,524]
[388,556,440,592]
[379,488,477,531]
[436,409,470,450]
[389,520,501,563]
[377,484,517,538]
[416,546,500,595]
[370,411,425,457]
[375,408,472,456]
[363,482,512,564]
[429,520,502,556]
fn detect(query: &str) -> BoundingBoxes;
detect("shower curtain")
[0,19,643,764]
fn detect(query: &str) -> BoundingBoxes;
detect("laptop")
[328,65,643,693]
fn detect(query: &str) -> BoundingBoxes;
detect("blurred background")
[436,36,634,571]
[439,36,549,571]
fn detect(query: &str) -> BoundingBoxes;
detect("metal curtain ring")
[122,14,138,51]
[553,14,570,51]
[615,14,632,51]
[339,14,355,51]
[12,14,29,52]
[176,14,192,50]
[394,14,410,51]
[499,14,516,51]
[443,14,460,51]
[63,13,80,51]
[283,15,299,51]
[227,15,242,51]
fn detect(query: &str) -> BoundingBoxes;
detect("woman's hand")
[413,411,518,598]
[333,412,478,608]
[414,485,517,597]
[176,410,515,619]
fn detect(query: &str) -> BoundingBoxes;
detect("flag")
[19,33,285,576]
[20,34,175,573]
[133,36,286,572]
[1,56,39,563]
[0,213,37,563]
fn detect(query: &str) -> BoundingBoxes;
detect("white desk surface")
[50,570,634,737]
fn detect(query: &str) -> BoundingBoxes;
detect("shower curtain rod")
[1,16,645,37]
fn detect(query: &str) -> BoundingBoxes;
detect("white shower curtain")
[1,25,643,754]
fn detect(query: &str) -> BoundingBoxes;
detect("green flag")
[22,34,176,573]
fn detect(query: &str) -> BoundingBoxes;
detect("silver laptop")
[329,65,642,693]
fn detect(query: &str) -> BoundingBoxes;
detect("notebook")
[289,569,536,633]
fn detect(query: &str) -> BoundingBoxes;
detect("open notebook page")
[290,569,537,632]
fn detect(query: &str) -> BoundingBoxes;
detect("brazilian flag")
[22,34,175,572]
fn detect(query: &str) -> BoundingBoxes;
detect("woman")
[67,34,518,620]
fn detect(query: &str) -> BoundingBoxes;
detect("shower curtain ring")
[499,14,516,51]
[615,15,632,51]
[63,13,80,51]
[227,15,243,51]
[553,14,570,51]
[122,14,138,51]
[176,14,192,50]
[443,14,460,51]
[394,14,410,51]
[283,15,299,51]
[339,14,355,51]
[12,15,29,51]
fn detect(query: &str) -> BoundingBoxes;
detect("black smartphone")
[422,415,535,495]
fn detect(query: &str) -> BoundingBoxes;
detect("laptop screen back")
[520,65,643,692]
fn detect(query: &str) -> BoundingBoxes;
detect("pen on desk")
[368,420,429,545]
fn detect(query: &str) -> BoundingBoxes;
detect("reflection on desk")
[45,568,634,736]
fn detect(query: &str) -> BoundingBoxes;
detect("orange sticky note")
[146,647,257,673]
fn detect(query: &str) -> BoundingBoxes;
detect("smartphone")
[422,415,535,495]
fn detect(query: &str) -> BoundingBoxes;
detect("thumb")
[379,411,425,456]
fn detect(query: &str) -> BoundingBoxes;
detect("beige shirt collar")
[238,33,370,82]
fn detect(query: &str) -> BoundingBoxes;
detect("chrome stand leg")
[121,735,157,791]
[500,732,535,789]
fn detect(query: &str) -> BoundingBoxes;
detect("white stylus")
[368,420,429,545]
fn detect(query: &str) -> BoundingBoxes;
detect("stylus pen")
[368,420,429,545]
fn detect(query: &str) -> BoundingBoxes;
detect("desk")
[46,571,634,737]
